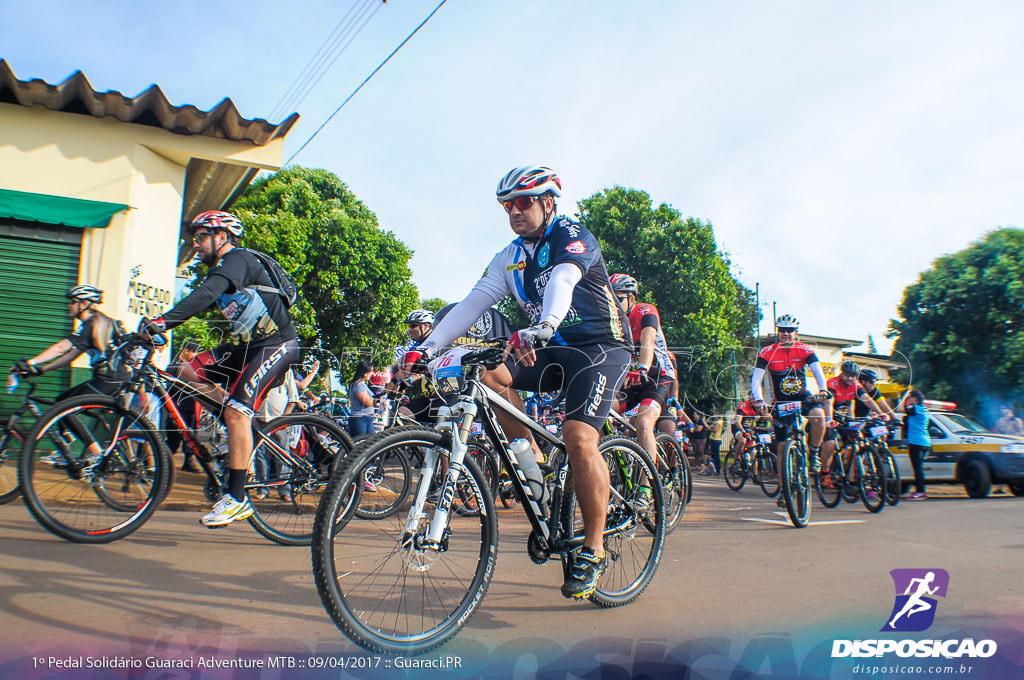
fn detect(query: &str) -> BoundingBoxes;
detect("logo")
[506,261,526,271]
[538,243,550,267]
[882,568,949,632]
[565,240,586,255]
[585,373,608,417]
[468,311,493,338]
[779,371,803,395]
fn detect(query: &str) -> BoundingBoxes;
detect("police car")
[889,401,1024,498]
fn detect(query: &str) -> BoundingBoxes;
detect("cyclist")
[820,360,890,479]
[140,210,299,527]
[609,273,677,463]
[853,369,899,420]
[11,285,128,465]
[751,314,830,502]
[401,165,632,600]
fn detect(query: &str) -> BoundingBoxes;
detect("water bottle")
[510,438,546,503]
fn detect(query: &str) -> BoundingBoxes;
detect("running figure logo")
[881,568,950,632]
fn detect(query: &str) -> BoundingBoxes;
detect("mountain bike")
[311,342,664,654]
[722,426,778,497]
[815,416,888,513]
[770,396,827,528]
[1,372,63,504]
[19,334,355,544]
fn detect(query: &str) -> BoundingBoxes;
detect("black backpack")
[244,248,299,308]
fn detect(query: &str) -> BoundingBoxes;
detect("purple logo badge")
[881,568,950,632]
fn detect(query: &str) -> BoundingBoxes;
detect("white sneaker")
[200,494,254,527]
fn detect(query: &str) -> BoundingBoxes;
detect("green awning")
[0,188,129,229]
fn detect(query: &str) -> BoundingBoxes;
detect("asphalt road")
[1,474,1021,678]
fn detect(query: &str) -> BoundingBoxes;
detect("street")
[0,475,1021,679]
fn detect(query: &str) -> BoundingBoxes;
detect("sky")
[3,0,1023,356]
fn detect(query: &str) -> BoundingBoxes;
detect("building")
[0,59,297,407]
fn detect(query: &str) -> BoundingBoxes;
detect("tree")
[577,187,757,413]
[231,167,420,371]
[419,297,448,314]
[888,228,1024,420]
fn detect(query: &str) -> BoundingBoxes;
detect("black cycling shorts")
[505,342,630,431]
[771,390,824,442]
[619,376,672,415]
[190,338,299,419]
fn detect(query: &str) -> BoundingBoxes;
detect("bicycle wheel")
[0,427,25,504]
[560,436,664,607]
[722,448,748,491]
[780,441,810,528]
[857,447,886,513]
[353,442,413,521]
[248,414,354,545]
[312,426,497,655]
[757,446,780,497]
[881,448,901,506]
[19,395,170,543]
[655,433,685,532]
[815,454,843,508]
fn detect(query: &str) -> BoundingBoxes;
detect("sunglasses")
[502,195,540,213]
[192,231,214,243]
[777,327,797,333]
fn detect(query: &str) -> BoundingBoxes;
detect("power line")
[269,0,383,123]
[285,0,448,166]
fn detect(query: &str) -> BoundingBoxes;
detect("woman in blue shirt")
[898,389,931,500]
[347,360,376,438]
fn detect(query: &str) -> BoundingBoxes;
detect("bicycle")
[19,334,355,544]
[722,426,778,497]
[604,407,688,533]
[770,396,826,528]
[311,342,665,654]
[815,416,888,514]
[1,371,64,504]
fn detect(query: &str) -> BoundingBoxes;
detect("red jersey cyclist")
[820,359,890,478]
[750,314,831,498]
[609,273,677,461]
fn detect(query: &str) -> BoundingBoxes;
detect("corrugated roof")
[0,59,298,145]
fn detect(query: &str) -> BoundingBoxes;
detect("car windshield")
[935,413,987,434]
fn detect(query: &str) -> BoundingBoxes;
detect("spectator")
[995,405,1024,437]
[897,389,931,500]
[252,369,301,501]
[706,415,724,474]
[348,361,376,438]
[690,411,710,474]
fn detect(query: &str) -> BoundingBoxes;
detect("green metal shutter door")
[0,232,80,419]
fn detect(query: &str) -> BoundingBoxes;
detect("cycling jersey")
[827,375,866,413]
[754,342,820,400]
[434,304,515,346]
[162,249,296,345]
[436,216,630,349]
[625,302,676,381]
[854,385,885,418]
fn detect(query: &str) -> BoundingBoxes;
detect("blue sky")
[4,1,1022,354]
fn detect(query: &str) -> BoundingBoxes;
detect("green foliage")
[419,297,448,313]
[232,167,420,371]
[577,186,757,412]
[888,228,1024,419]
[496,294,530,331]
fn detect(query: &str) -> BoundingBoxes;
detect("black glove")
[13,358,41,375]
[138,316,167,336]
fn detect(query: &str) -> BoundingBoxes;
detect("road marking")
[741,517,866,526]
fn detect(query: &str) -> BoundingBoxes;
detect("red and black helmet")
[190,210,244,237]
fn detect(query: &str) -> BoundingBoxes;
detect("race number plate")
[870,425,888,438]
[777,401,801,415]
[758,433,773,444]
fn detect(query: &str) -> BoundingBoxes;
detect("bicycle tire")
[655,433,685,532]
[90,435,165,512]
[0,427,25,504]
[881,448,901,506]
[19,395,171,543]
[722,449,748,491]
[815,454,843,508]
[780,440,810,528]
[353,443,413,521]
[248,414,355,545]
[757,446,780,497]
[312,426,497,655]
[452,443,499,518]
[857,446,886,513]
[560,436,664,607]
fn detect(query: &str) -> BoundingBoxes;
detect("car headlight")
[1000,443,1024,454]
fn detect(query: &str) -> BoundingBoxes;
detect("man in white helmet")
[401,166,633,601]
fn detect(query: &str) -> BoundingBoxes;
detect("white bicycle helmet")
[495,166,562,203]
[405,309,435,325]
[191,210,244,238]
[68,284,103,304]
[775,314,799,330]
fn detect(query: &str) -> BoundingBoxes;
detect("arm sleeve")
[161,274,232,329]
[751,367,766,402]
[808,362,827,392]
[539,262,583,327]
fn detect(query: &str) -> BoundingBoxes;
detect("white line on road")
[741,517,866,526]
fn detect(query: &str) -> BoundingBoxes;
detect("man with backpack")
[141,210,299,527]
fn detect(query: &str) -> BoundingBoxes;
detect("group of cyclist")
[7,163,911,604]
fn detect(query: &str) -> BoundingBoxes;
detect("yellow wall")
[0,104,285,368]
